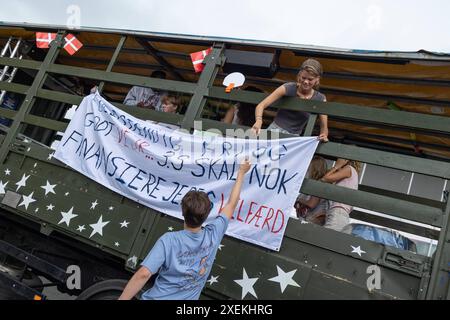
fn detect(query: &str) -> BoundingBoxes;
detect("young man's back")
[119,160,251,300]
[141,215,228,300]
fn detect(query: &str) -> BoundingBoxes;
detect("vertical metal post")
[180,43,225,131]
[98,36,127,94]
[0,31,65,164]
[303,114,317,136]
[426,199,450,299]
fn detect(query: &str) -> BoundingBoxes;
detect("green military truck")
[0,23,449,300]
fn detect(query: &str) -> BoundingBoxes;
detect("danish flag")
[36,32,56,49]
[63,34,83,55]
[35,32,83,55]
[190,48,212,73]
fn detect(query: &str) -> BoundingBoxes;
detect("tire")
[76,279,137,300]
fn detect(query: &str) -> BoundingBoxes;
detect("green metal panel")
[0,108,17,120]
[0,81,29,95]
[47,63,196,94]
[0,31,64,164]
[23,114,68,132]
[302,179,442,227]
[0,56,41,70]
[359,185,444,210]
[207,86,450,134]
[36,88,82,105]
[316,143,450,179]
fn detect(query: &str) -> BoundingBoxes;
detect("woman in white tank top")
[320,159,361,231]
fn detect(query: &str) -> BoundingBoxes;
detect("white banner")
[55,93,318,251]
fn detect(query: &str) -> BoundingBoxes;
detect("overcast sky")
[1,0,449,53]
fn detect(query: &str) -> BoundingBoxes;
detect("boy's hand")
[239,159,251,174]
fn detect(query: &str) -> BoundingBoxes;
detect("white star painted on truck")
[47,153,54,160]
[4,169,10,175]
[218,244,225,251]
[268,266,301,293]
[108,206,114,211]
[41,180,56,196]
[207,275,219,286]
[18,192,36,210]
[15,174,30,191]
[234,268,259,299]
[120,220,129,228]
[0,180,8,195]
[77,225,85,232]
[58,207,78,226]
[168,226,174,231]
[114,242,120,247]
[90,200,98,210]
[46,204,54,211]
[89,215,110,238]
[351,245,366,257]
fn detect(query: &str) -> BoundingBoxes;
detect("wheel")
[76,279,136,300]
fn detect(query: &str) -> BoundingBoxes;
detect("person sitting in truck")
[123,70,168,111]
[321,158,361,231]
[295,155,329,225]
[118,159,252,300]
[145,95,182,130]
[222,86,264,127]
[251,58,328,142]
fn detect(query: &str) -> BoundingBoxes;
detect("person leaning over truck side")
[295,155,329,225]
[118,159,252,300]
[251,58,328,142]
[320,158,361,231]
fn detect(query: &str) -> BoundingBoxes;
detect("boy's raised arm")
[220,160,251,220]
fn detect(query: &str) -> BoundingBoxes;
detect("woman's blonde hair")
[348,160,362,175]
[308,156,328,180]
[297,58,323,90]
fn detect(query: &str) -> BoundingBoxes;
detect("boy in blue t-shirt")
[119,160,251,300]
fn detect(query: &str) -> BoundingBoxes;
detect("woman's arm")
[222,105,236,124]
[321,165,352,183]
[251,85,286,135]
[318,97,328,142]
[318,114,328,142]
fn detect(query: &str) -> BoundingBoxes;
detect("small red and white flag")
[63,34,83,55]
[36,32,56,49]
[190,48,212,73]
